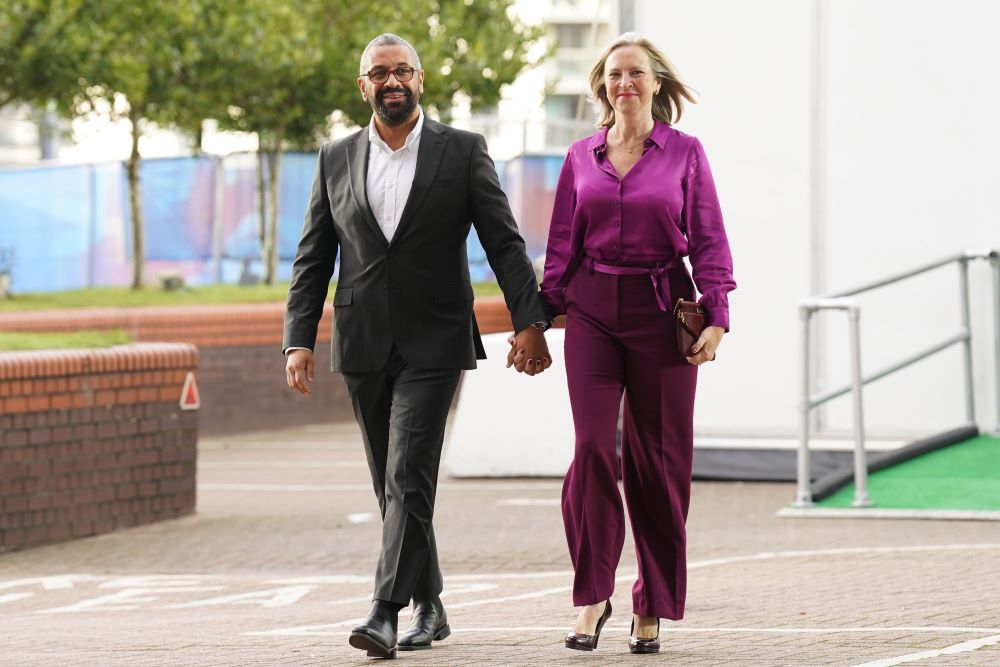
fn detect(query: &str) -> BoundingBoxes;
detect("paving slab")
[2,421,999,666]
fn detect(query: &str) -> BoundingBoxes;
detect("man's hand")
[505,326,551,376]
[286,349,315,395]
[686,325,725,366]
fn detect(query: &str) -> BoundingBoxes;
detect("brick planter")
[0,297,527,435]
[0,344,198,553]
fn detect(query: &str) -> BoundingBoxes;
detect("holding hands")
[506,325,552,376]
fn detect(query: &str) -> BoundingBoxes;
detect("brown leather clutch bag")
[673,298,705,358]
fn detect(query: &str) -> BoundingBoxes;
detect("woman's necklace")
[611,124,654,154]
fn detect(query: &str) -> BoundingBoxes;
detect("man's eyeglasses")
[362,67,421,84]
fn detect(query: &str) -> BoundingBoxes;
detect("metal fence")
[0,150,569,293]
[794,250,1000,507]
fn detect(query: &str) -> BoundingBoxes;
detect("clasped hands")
[505,326,551,376]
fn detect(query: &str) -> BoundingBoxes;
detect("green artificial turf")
[0,330,132,351]
[819,434,1000,510]
[0,281,503,312]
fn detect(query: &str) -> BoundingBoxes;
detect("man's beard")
[373,86,418,125]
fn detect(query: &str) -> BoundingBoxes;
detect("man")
[283,33,551,659]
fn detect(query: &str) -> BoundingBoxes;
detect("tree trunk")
[262,127,284,286]
[128,108,146,290]
[193,121,204,155]
[256,147,267,252]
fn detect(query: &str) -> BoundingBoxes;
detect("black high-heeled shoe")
[628,617,660,654]
[564,600,612,651]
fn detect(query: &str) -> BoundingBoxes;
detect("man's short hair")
[360,34,422,75]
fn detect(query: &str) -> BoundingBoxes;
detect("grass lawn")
[0,330,132,351]
[818,434,1000,511]
[0,281,504,312]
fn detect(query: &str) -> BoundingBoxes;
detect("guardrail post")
[992,254,1000,434]
[959,258,976,425]
[795,305,814,507]
[848,305,871,507]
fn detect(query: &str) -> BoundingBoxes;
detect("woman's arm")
[683,138,736,331]
[540,152,578,317]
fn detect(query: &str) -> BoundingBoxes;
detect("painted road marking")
[850,633,1000,666]
[263,575,371,585]
[325,583,497,606]
[244,543,1000,637]
[2,543,997,623]
[247,575,641,636]
[38,587,225,614]
[686,543,1000,570]
[265,571,576,585]
[249,625,1000,637]
[497,498,561,506]
[165,585,316,609]
[199,461,368,469]
[198,482,564,492]
[0,575,98,591]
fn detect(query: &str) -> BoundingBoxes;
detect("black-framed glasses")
[362,66,420,84]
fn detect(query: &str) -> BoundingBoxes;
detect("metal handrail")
[794,249,1000,508]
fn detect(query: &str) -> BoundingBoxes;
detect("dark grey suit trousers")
[342,347,461,605]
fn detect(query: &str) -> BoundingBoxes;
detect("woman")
[540,33,736,653]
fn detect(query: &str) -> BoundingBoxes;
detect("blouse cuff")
[702,305,730,332]
[540,287,566,317]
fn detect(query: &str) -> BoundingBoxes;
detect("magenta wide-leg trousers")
[561,265,697,620]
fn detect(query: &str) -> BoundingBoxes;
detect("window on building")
[545,94,583,120]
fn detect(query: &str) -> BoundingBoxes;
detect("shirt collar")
[369,106,424,153]
[589,119,670,155]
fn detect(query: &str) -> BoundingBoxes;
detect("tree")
[3,0,546,289]
[207,0,545,285]
[70,1,209,289]
[0,0,100,112]
[328,0,546,125]
[198,0,329,286]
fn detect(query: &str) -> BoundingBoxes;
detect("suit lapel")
[346,128,386,243]
[391,119,448,246]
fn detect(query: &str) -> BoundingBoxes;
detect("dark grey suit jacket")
[282,115,548,373]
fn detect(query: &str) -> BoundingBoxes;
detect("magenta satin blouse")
[540,120,736,330]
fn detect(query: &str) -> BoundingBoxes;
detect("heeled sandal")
[564,600,612,651]
[629,617,660,654]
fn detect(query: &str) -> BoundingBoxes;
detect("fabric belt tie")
[585,256,686,312]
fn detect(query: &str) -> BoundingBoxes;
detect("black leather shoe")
[628,618,660,654]
[398,596,450,650]
[349,600,399,659]
[564,600,612,651]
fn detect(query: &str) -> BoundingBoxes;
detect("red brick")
[138,387,159,402]
[50,394,74,410]
[94,390,115,407]
[3,496,27,513]
[5,397,28,413]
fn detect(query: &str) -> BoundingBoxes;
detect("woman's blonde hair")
[589,32,696,127]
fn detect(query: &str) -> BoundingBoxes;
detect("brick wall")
[0,298,523,435]
[0,344,198,553]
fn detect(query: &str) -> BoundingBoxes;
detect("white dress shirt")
[285,109,424,355]
[366,106,424,242]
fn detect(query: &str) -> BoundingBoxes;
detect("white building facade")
[636,0,1000,439]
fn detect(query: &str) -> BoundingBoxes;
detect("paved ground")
[2,421,1000,666]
